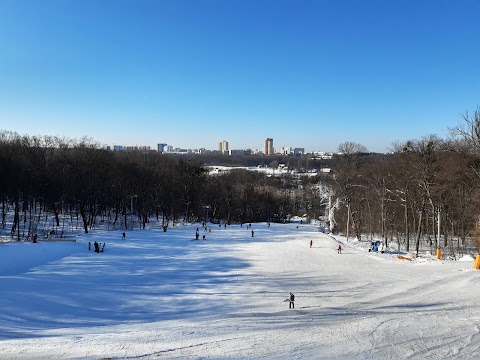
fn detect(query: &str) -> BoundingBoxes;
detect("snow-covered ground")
[0,222,479,359]
[207,165,326,176]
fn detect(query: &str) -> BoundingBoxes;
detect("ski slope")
[0,222,479,359]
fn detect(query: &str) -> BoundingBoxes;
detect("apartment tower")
[219,140,229,154]
[264,138,274,155]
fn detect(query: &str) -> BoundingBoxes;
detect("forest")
[1,108,480,257]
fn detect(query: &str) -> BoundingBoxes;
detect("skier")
[310,240,313,248]
[251,230,254,237]
[338,244,342,254]
[122,232,126,239]
[289,292,295,309]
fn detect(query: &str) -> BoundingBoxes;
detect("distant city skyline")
[110,135,310,156]
[1,1,479,153]
[113,141,311,156]
[112,137,310,155]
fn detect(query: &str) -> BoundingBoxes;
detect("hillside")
[0,222,479,359]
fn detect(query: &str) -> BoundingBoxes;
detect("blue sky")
[1,0,479,153]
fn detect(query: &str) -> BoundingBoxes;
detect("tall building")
[264,138,274,155]
[219,140,229,154]
[157,143,167,153]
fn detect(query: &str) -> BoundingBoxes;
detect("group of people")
[201,222,212,232]
[195,227,206,240]
[88,241,105,253]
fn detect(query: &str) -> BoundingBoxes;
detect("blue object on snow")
[370,241,381,252]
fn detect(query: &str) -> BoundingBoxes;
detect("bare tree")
[472,216,480,252]
[333,142,368,240]
[449,107,480,155]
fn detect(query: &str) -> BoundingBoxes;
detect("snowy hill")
[1,222,479,359]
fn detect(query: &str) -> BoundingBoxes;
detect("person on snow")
[310,240,313,248]
[338,244,342,254]
[289,292,295,309]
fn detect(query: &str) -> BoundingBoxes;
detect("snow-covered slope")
[0,223,479,359]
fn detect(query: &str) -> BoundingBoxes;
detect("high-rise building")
[157,143,167,153]
[264,138,274,155]
[219,140,229,154]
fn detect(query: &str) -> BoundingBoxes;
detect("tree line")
[328,108,480,256]
[1,108,480,256]
[0,131,300,241]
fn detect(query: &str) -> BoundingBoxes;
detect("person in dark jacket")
[289,292,295,309]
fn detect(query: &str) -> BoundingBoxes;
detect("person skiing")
[338,244,342,254]
[289,292,295,309]
[310,240,313,248]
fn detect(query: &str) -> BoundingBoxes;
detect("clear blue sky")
[1,0,479,153]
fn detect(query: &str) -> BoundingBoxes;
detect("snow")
[207,165,326,177]
[459,254,476,262]
[1,222,479,359]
